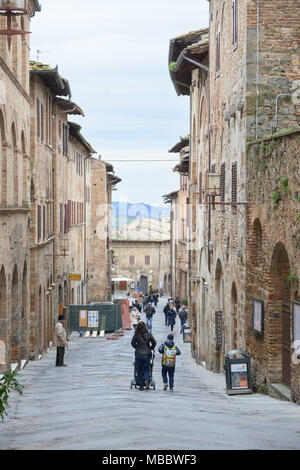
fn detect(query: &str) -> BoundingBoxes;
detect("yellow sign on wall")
[69,274,82,281]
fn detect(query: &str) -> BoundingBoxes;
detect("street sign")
[69,274,82,281]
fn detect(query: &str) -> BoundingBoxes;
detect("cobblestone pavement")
[1,297,300,450]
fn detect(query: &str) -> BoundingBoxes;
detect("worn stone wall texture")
[246,130,300,402]
[29,74,55,360]
[0,14,34,370]
[189,0,300,385]
[246,0,300,139]
[88,159,109,302]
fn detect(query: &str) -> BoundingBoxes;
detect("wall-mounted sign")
[253,299,264,334]
[215,311,223,345]
[293,301,300,342]
[79,310,87,327]
[231,363,249,389]
[69,274,82,281]
[88,311,99,328]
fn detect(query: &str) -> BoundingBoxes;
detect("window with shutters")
[211,164,216,209]
[60,204,64,234]
[220,162,225,211]
[36,99,40,139]
[231,162,237,213]
[199,172,202,204]
[41,104,44,142]
[216,30,220,76]
[145,255,150,265]
[63,124,69,157]
[37,205,41,241]
[43,205,46,239]
[232,0,238,50]
[129,255,135,265]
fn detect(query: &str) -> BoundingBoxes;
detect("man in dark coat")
[145,302,155,332]
[179,305,188,333]
[163,300,171,326]
[167,303,177,332]
[131,321,156,390]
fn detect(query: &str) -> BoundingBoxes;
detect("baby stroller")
[131,351,156,390]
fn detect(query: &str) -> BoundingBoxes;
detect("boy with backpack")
[158,334,181,391]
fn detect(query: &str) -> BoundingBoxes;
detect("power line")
[104,159,178,162]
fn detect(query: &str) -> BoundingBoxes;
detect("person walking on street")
[167,303,177,333]
[158,334,181,391]
[131,306,141,330]
[131,321,156,390]
[179,305,188,333]
[163,300,171,326]
[133,299,142,313]
[54,314,68,367]
[145,302,155,332]
[175,296,180,314]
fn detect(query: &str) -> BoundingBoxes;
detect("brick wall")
[246,130,300,402]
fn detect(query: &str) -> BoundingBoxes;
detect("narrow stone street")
[1,297,300,450]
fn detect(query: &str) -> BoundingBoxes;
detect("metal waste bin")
[224,350,252,395]
[183,323,192,343]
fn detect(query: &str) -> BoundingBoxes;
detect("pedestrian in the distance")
[131,306,141,330]
[131,321,156,390]
[54,314,68,367]
[163,301,170,326]
[179,305,188,333]
[175,296,180,314]
[145,302,155,332]
[133,299,142,312]
[158,334,181,391]
[167,303,177,333]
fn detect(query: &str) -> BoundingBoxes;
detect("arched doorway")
[38,285,44,355]
[140,275,148,295]
[11,265,20,364]
[21,262,28,360]
[269,243,291,386]
[231,282,238,350]
[0,266,7,369]
[215,259,224,373]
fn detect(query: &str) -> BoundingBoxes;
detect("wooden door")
[282,301,291,386]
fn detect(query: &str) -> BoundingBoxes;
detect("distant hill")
[112,202,170,228]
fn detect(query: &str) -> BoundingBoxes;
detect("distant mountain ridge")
[112,202,170,228]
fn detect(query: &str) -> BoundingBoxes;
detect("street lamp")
[0,0,31,49]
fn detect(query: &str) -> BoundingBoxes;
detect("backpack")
[162,345,176,367]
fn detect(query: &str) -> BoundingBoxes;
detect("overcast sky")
[30,0,209,205]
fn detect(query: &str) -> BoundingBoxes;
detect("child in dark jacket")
[158,334,181,391]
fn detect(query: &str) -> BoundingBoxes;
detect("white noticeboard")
[88,311,99,328]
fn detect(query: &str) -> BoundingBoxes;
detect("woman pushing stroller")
[131,321,156,390]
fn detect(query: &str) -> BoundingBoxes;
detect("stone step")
[269,383,291,402]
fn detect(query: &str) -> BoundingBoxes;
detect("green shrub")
[0,370,24,421]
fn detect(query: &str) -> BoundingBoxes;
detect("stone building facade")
[168,0,300,400]
[0,2,41,370]
[163,136,189,302]
[112,239,171,295]
[0,5,118,371]
[88,158,121,302]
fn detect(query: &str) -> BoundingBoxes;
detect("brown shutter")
[220,162,225,211]
[37,205,41,240]
[199,172,202,204]
[231,162,237,213]
[216,32,220,74]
